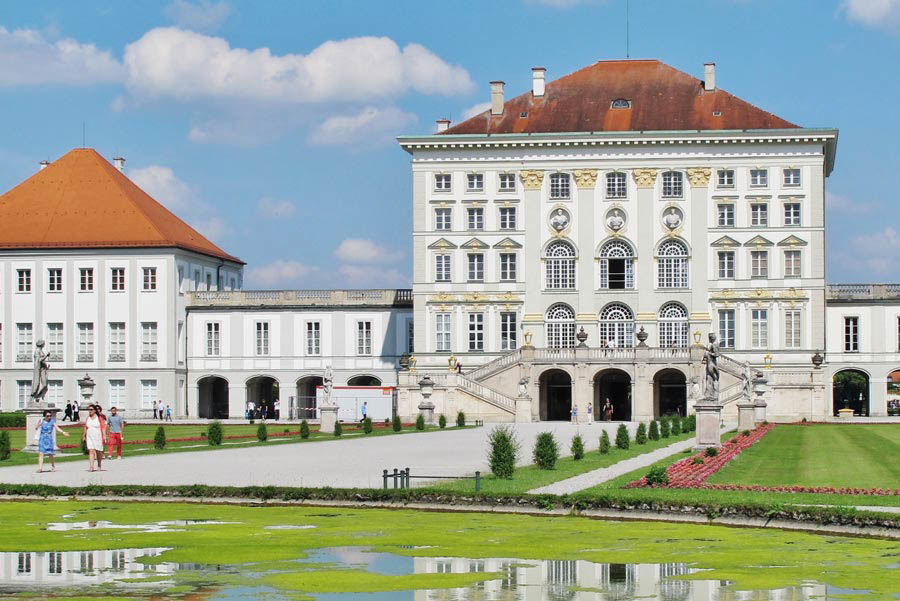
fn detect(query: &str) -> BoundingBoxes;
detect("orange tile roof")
[0,148,242,264]
[443,59,798,135]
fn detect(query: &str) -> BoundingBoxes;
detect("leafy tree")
[415,414,425,430]
[438,414,447,429]
[635,423,647,445]
[456,411,466,427]
[660,418,671,438]
[300,420,310,439]
[363,417,373,434]
[615,423,630,450]
[599,430,610,454]
[256,423,268,442]
[153,426,166,449]
[671,415,682,435]
[207,421,223,446]
[392,415,402,432]
[533,432,559,470]
[648,420,660,441]
[487,425,520,479]
[571,434,585,460]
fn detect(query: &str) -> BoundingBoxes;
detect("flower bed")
[702,483,900,496]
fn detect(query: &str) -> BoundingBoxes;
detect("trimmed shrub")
[438,414,447,429]
[705,446,719,457]
[686,414,697,432]
[692,456,704,465]
[153,426,166,450]
[571,434,585,460]
[660,418,671,438]
[487,425,520,479]
[645,465,669,486]
[334,421,343,437]
[283,428,290,434]
[648,420,660,441]
[415,414,425,431]
[615,424,630,450]
[249,419,255,425]
[256,423,268,442]
[533,432,559,470]
[384,418,390,426]
[363,417,373,434]
[671,415,682,435]
[635,423,647,445]
[392,415,402,432]
[0,431,11,460]
[207,421,223,446]
[742,429,751,437]
[0,412,26,428]
[599,430,610,454]
[300,420,310,439]
[456,411,466,428]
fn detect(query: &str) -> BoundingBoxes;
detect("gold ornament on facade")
[519,170,544,190]
[632,168,657,188]
[572,169,599,189]
[685,167,711,187]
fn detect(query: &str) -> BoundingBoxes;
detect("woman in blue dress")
[35,410,69,473]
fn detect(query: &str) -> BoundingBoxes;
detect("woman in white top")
[82,405,106,472]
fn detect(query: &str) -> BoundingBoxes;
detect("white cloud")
[842,0,900,32]
[123,28,474,104]
[334,238,403,264]
[460,101,490,121]
[826,191,876,213]
[337,264,410,287]
[0,26,123,86]
[164,0,231,32]
[309,106,417,146]
[847,226,900,276]
[256,196,296,219]
[245,259,318,288]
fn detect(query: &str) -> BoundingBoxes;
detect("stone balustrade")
[188,289,413,308]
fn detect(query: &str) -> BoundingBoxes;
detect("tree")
[153,426,166,449]
[599,430,610,454]
[456,411,466,427]
[363,417,373,434]
[487,425,520,479]
[615,424,630,450]
[635,423,647,445]
[660,418,671,438]
[256,422,268,441]
[300,419,310,439]
[533,432,559,470]
[438,414,447,429]
[648,420,660,441]
[334,421,343,437]
[207,421,223,446]
[392,415,402,432]
[416,414,425,430]
[571,434,585,460]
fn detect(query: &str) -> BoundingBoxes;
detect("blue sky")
[1,0,898,288]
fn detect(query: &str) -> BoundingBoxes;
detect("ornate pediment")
[778,235,808,247]
[743,235,774,247]
[460,237,489,250]
[493,237,522,249]
[711,235,740,248]
[427,238,457,250]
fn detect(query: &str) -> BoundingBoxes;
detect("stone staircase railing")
[456,374,517,414]
[465,348,522,382]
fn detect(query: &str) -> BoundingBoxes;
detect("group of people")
[34,404,126,473]
[245,400,280,420]
[60,401,80,422]
[569,398,617,423]
[154,400,172,421]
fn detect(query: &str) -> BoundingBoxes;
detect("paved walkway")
[0,422,640,489]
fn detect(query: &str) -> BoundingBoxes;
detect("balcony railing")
[189,289,413,308]
[827,284,900,301]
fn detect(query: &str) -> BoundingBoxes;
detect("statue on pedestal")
[702,333,720,402]
[30,340,49,404]
[323,366,334,405]
[518,377,529,398]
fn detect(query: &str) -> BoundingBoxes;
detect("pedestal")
[737,403,755,432]
[23,405,61,453]
[319,405,339,434]
[417,401,435,425]
[838,408,854,420]
[754,400,767,424]
[515,396,532,423]
[693,402,721,449]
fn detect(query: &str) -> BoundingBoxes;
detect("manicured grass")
[433,429,695,494]
[707,424,900,489]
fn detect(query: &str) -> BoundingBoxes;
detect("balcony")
[826,284,900,302]
[188,289,413,308]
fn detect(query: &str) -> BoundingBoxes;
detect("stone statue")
[30,340,49,404]
[518,377,529,398]
[742,366,754,402]
[323,366,334,405]
[606,209,624,232]
[703,333,720,401]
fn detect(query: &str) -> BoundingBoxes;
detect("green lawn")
[707,424,900,489]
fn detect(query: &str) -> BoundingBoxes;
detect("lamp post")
[692,329,702,347]
[763,354,773,369]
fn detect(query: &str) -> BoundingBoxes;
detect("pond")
[0,501,897,600]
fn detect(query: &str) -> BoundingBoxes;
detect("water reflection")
[0,548,173,589]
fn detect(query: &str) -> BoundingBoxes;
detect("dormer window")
[610,98,631,109]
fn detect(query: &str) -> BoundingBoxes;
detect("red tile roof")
[0,148,242,263]
[443,59,798,135]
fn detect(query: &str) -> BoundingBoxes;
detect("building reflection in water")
[0,548,173,589]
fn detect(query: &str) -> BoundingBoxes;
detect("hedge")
[0,413,26,428]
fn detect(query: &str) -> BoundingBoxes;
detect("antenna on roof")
[626,0,630,58]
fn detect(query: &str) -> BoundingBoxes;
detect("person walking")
[587,402,593,423]
[273,400,280,421]
[35,410,69,473]
[72,402,80,422]
[157,400,165,421]
[165,405,172,422]
[106,407,125,460]
[94,405,107,471]
[570,404,577,423]
[62,401,72,422]
[82,405,106,472]
[246,400,254,420]
[360,401,367,423]
[603,398,613,422]
[260,403,268,420]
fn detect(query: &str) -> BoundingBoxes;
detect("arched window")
[545,304,575,348]
[658,302,689,348]
[598,240,634,289]
[598,303,634,348]
[657,239,689,288]
[545,241,576,290]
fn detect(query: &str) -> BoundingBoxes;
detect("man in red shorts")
[106,406,125,459]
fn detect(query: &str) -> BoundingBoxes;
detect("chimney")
[490,81,505,115]
[532,67,546,97]
[39,160,50,171]
[113,156,126,172]
[435,118,451,133]
[704,62,716,91]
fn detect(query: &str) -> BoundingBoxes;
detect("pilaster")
[521,170,544,336]
[575,169,597,313]
[686,167,711,335]
[634,169,656,316]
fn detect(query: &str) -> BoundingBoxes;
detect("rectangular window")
[466,173,483,192]
[434,208,451,230]
[435,313,451,352]
[111,267,125,291]
[47,268,62,292]
[750,250,769,278]
[80,268,94,291]
[466,207,484,230]
[467,253,484,281]
[750,203,768,227]
[47,380,63,407]
[108,380,126,408]
[140,379,158,410]
[193,271,200,291]
[109,322,125,361]
[16,323,33,361]
[501,312,517,351]
[357,321,372,355]
[206,273,212,290]
[177,267,184,292]
[751,309,768,348]
[142,267,157,290]
[206,322,220,356]
[717,169,734,188]
[785,310,801,348]
[16,380,30,409]
[77,322,94,361]
[498,173,516,191]
[783,168,801,186]
[434,173,452,191]
[717,251,735,279]
[406,320,414,353]
[750,168,768,187]
[468,313,484,351]
[844,316,859,352]
[17,552,32,574]
[46,323,63,361]
[255,322,270,356]
[719,310,735,349]
[549,173,570,199]
[306,322,320,356]
[17,269,31,292]
[498,206,517,230]
[606,172,627,198]
[717,204,734,227]
[784,202,801,226]
[662,171,683,198]
[141,322,158,361]
[435,254,451,282]
[48,552,63,575]
[784,250,801,278]
[500,253,517,281]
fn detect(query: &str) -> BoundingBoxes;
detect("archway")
[198,376,229,419]
[539,369,572,421]
[888,370,900,415]
[594,369,631,421]
[654,369,687,417]
[246,376,279,419]
[832,370,869,416]
[296,375,323,420]
[347,375,382,387]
